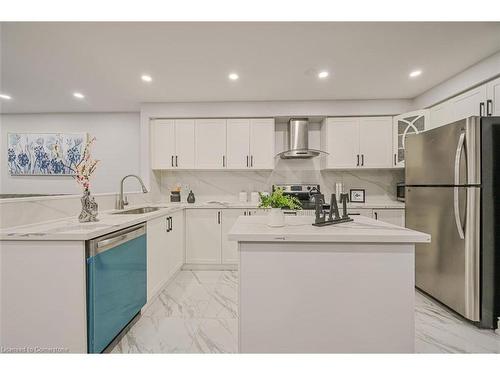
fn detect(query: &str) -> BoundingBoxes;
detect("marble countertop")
[228,215,430,244]
[0,201,263,241]
[0,200,406,242]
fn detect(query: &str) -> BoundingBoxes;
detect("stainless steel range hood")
[277,118,326,159]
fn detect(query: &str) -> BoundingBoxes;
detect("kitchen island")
[228,215,430,353]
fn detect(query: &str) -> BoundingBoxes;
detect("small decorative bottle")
[187,190,195,203]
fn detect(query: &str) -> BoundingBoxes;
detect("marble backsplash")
[158,159,404,204]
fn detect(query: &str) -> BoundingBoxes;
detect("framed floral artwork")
[7,133,87,176]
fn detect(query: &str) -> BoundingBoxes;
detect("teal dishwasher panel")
[87,233,146,353]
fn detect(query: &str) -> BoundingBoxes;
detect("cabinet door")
[221,209,245,264]
[175,119,195,169]
[324,118,360,169]
[359,117,393,168]
[487,76,500,116]
[226,119,250,169]
[450,84,487,121]
[168,210,185,276]
[250,118,275,169]
[373,209,405,227]
[195,119,227,169]
[147,215,170,301]
[392,110,428,167]
[348,208,373,218]
[185,209,222,264]
[429,101,452,130]
[150,120,175,169]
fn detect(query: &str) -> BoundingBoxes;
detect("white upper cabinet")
[429,83,489,130]
[486,76,500,116]
[174,120,195,169]
[429,101,452,130]
[152,118,275,171]
[450,84,487,121]
[249,118,275,169]
[359,117,393,168]
[150,119,194,169]
[392,110,429,167]
[322,117,393,169]
[322,118,359,169]
[224,118,275,170]
[150,120,176,169]
[226,119,250,169]
[195,119,227,169]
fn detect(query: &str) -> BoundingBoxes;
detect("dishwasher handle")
[89,224,146,256]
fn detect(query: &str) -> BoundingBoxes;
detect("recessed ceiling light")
[318,71,329,79]
[141,74,152,82]
[228,73,239,81]
[0,94,12,100]
[409,70,422,78]
[73,92,85,99]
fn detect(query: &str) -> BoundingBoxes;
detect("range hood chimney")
[277,118,323,159]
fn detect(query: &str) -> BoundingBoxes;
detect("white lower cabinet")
[147,215,170,301]
[347,208,373,218]
[373,209,405,227]
[185,208,267,266]
[221,209,246,264]
[147,210,184,302]
[185,209,222,264]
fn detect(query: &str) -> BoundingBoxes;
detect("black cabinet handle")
[217,211,221,224]
[480,102,485,116]
[175,156,178,167]
[170,216,173,231]
[246,155,249,167]
[394,153,397,166]
[166,217,172,232]
[361,154,364,166]
[374,212,378,220]
[487,99,493,116]
[251,155,253,167]
[222,156,225,167]
[357,154,360,166]
[171,155,174,167]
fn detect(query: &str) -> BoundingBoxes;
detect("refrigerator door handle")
[453,132,466,239]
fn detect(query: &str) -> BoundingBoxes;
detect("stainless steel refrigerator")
[405,116,500,329]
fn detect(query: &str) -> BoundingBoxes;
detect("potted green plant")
[259,188,302,227]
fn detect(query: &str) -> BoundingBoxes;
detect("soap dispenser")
[187,190,195,203]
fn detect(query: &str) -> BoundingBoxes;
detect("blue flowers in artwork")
[7,133,86,176]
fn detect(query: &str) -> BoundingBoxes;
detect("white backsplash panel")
[159,159,404,203]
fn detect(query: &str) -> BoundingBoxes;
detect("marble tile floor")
[112,270,500,354]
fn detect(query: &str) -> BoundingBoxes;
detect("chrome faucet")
[117,175,149,209]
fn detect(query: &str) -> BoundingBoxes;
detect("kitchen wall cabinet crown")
[151,118,275,170]
[321,116,393,169]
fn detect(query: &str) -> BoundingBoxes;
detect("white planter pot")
[268,208,285,227]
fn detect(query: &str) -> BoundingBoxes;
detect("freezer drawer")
[406,186,480,321]
[405,117,481,186]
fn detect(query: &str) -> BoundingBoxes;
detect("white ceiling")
[1,22,500,113]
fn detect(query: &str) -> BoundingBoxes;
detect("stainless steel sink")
[112,207,161,215]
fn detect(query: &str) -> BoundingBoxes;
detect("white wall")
[1,112,140,195]
[411,51,500,110]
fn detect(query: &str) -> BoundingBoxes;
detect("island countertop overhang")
[228,215,431,244]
